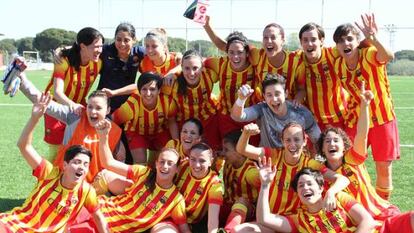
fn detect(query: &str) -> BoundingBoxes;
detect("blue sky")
[2,0,413,51]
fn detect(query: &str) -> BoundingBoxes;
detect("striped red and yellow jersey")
[250,48,303,100]
[263,148,324,215]
[334,149,399,221]
[139,52,179,75]
[0,159,98,233]
[288,192,359,233]
[335,47,395,128]
[204,56,256,114]
[165,139,187,160]
[100,165,186,233]
[176,161,223,223]
[112,92,177,135]
[45,58,102,106]
[223,158,260,204]
[171,68,219,122]
[296,47,348,126]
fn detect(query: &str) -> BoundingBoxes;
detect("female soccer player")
[220,130,261,232]
[0,93,108,233]
[233,121,349,232]
[44,27,104,159]
[333,13,399,200]
[319,83,414,231]
[231,73,320,149]
[256,165,377,233]
[98,22,145,112]
[95,119,191,233]
[165,118,203,160]
[175,143,223,233]
[294,22,348,131]
[171,49,221,150]
[112,72,179,164]
[18,71,123,183]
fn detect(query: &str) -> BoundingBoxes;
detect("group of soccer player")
[0,10,413,233]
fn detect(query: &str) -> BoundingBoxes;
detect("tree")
[0,39,17,55]
[284,32,300,51]
[168,37,186,53]
[188,40,218,57]
[16,37,34,54]
[387,59,414,76]
[33,28,76,61]
[394,50,414,61]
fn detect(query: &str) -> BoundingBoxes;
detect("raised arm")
[353,82,373,155]
[236,123,263,160]
[355,13,394,63]
[17,92,52,170]
[231,84,254,121]
[102,83,136,97]
[256,157,292,232]
[96,119,129,177]
[203,16,227,52]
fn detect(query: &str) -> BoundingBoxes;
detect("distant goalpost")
[23,51,41,69]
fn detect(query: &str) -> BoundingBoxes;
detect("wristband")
[235,98,246,107]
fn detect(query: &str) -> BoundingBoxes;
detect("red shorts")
[126,130,171,151]
[201,114,221,151]
[44,113,65,145]
[67,207,97,233]
[0,222,13,233]
[317,120,345,132]
[346,119,400,161]
[380,211,413,233]
[218,113,260,147]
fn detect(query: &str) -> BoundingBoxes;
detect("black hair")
[299,23,325,40]
[88,90,110,108]
[223,129,242,147]
[225,31,249,53]
[177,49,203,96]
[137,72,163,92]
[182,118,203,136]
[61,27,104,71]
[145,148,180,192]
[333,23,361,43]
[190,142,213,155]
[291,168,324,192]
[261,73,286,93]
[115,22,136,40]
[64,145,92,163]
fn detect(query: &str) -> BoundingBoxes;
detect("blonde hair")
[145,28,168,51]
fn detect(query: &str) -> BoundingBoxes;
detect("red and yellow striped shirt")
[296,48,348,126]
[204,56,256,114]
[165,139,187,160]
[263,148,324,214]
[45,58,102,105]
[0,159,98,233]
[139,52,178,75]
[334,149,399,221]
[250,48,303,100]
[176,161,223,223]
[112,92,177,135]
[100,165,186,233]
[171,68,218,122]
[223,158,260,204]
[335,47,395,128]
[288,192,359,233]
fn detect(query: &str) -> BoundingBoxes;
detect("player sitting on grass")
[0,92,109,233]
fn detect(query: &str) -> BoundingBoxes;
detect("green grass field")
[0,70,413,212]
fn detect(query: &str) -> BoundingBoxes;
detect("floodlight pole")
[321,0,325,27]
[185,0,189,50]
